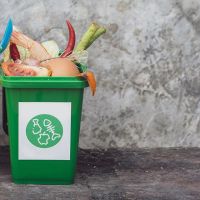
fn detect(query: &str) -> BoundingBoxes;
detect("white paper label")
[18,102,71,160]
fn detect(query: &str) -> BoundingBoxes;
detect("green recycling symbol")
[26,114,63,148]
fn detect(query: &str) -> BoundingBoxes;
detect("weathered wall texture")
[0,0,200,148]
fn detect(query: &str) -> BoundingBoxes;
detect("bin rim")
[0,76,89,88]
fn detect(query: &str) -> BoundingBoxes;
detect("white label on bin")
[18,102,71,160]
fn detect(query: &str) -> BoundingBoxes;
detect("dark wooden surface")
[1,146,200,200]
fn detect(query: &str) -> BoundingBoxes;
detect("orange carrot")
[78,71,96,96]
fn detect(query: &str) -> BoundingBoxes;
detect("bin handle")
[0,69,3,85]
[0,19,13,86]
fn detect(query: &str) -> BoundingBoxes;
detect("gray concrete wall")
[0,0,200,148]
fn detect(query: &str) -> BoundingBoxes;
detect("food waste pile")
[0,19,106,96]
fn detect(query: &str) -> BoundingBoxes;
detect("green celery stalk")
[85,27,106,49]
[75,23,99,52]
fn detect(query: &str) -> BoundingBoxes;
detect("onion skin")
[23,58,40,66]
[40,58,79,77]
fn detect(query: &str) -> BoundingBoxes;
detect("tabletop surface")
[0,146,200,200]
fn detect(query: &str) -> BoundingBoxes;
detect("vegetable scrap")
[10,43,20,61]
[60,20,76,58]
[1,19,106,96]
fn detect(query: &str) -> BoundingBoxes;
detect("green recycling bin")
[1,75,88,185]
